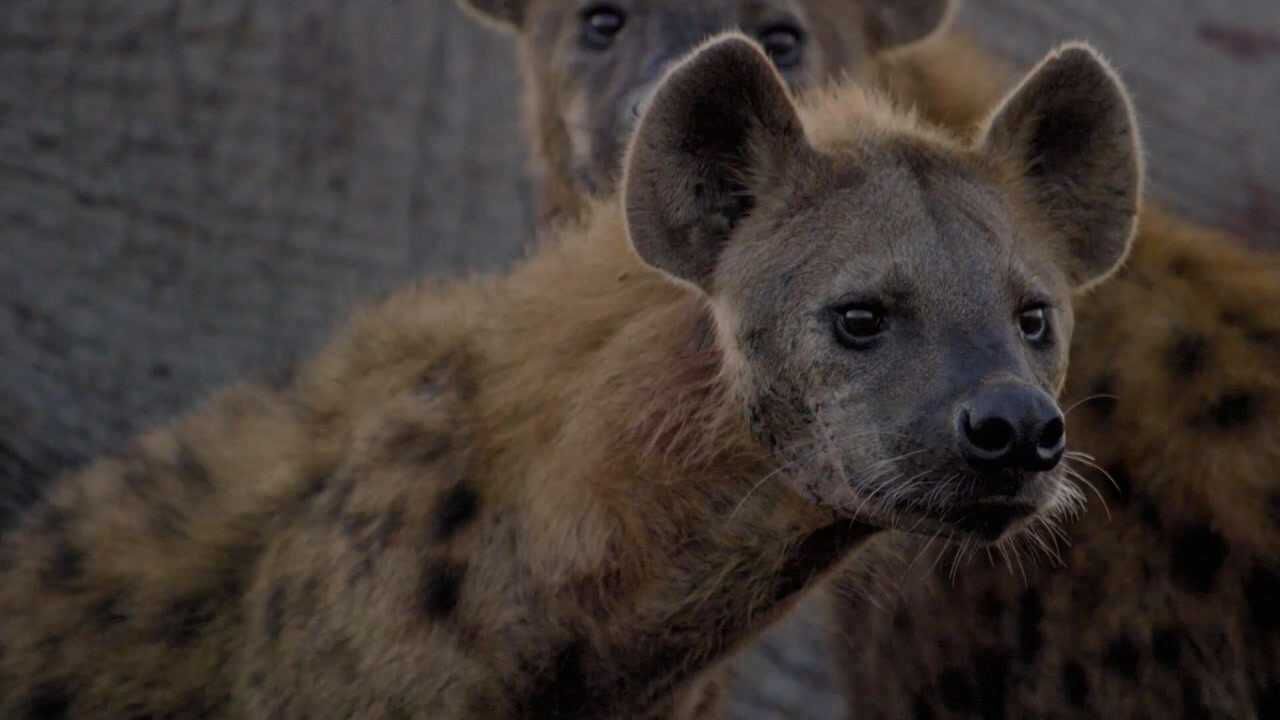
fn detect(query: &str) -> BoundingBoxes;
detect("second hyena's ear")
[456,0,528,31]
[865,0,954,51]
[623,34,810,293]
[983,43,1143,291]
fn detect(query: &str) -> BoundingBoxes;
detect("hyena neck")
[493,222,881,713]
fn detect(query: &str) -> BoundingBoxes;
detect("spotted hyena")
[466,2,1280,716]
[457,0,1005,227]
[0,35,1141,719]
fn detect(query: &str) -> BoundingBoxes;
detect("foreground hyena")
[465,2,1280,716]
[0,35,1143,719]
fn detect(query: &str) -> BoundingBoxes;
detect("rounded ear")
[865,0,955,51]
[456,0,527,32]
[982,43,1144,291]
[622,34,809,292]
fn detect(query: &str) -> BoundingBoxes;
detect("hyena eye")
[758,24,804,70]
[580,4,627,50]
[833,305,886,349]
[1019,306,1050,344]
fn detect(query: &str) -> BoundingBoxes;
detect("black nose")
[958,384,1065,473]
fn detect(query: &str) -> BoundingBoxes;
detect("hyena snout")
[956,383,1065,474]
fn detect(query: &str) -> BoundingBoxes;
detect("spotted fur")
[0,36,1134,718]
[464,3,1280,717]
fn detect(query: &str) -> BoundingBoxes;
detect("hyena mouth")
[944,499,1038,543]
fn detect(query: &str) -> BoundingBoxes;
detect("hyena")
[465,1,1280,716]
[457,0,998,227]
[0,35,1142,719]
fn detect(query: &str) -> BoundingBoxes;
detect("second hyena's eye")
[833,305,887,349]
[758,24,804,70]
[580,5,627,50]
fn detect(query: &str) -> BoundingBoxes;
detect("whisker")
[1063,393,1119,417]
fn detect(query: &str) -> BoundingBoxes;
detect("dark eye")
[758,24,804,69]
[834,305,886,349]
[581,4,626,50]
[1019,307,1050,344]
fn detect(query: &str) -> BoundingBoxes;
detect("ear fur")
[456,0,527,32]
[983,42,1144,291]
[622,34,809,292]
[865,0,955,52]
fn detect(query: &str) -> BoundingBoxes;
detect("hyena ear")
[865,0,954,51]
[983,43,1143,291]
[456,0,527,31]
[623,34,809,293]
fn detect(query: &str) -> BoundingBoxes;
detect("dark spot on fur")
[773,521,875,602]
[974,650,1010,720]
[1061,660,1089,707]
[978,591,1004,622]
[25,681,74,719]
[1166,331,1209,377]
[341,512,376,539]
[1245,562,1280,631]
[912,697,936,720]
[265,583,287,641]
[1086,375,1119,421]
[1139,497,1162,530]
[433,485,479,543]
[1103,634,1141,681]
[1018,589,1043,663]
[894,606,913,631]
[161,588,223,647]
[1169,255,1197,279]
[1151,626,1183,668]
[1105,463,1133,504]
[91,593,130,628]
[43,541,84,588]
[385,424,452,466]
[937,668,975,712]
[1170,523,1229,594]
[526,639,591,718]
[420,561,465,619]
[1197,390,1262,431]
[1258,682,1280,718]
[1182,678,1211,720]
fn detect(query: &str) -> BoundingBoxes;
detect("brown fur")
[464,3,1280,717]
[0,36,1131,718]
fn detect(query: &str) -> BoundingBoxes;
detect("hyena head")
[624,35,1142,543]
[459,0,953,215]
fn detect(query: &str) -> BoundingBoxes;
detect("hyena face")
[625,35,1143,543]
[461,0,952,206]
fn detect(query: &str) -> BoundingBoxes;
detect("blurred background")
[1,1,1276,717]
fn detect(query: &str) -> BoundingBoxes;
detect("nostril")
[964,411,1015,456]
[1038,416,1065,452]
[1033,415,1066,470]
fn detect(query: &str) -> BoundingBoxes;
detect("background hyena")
[463,0,1280,717]
[0,35,1143,719]
[458,0,997,227]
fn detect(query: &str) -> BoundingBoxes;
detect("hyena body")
[0,35,1142,719]
[464,0,1280,716]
